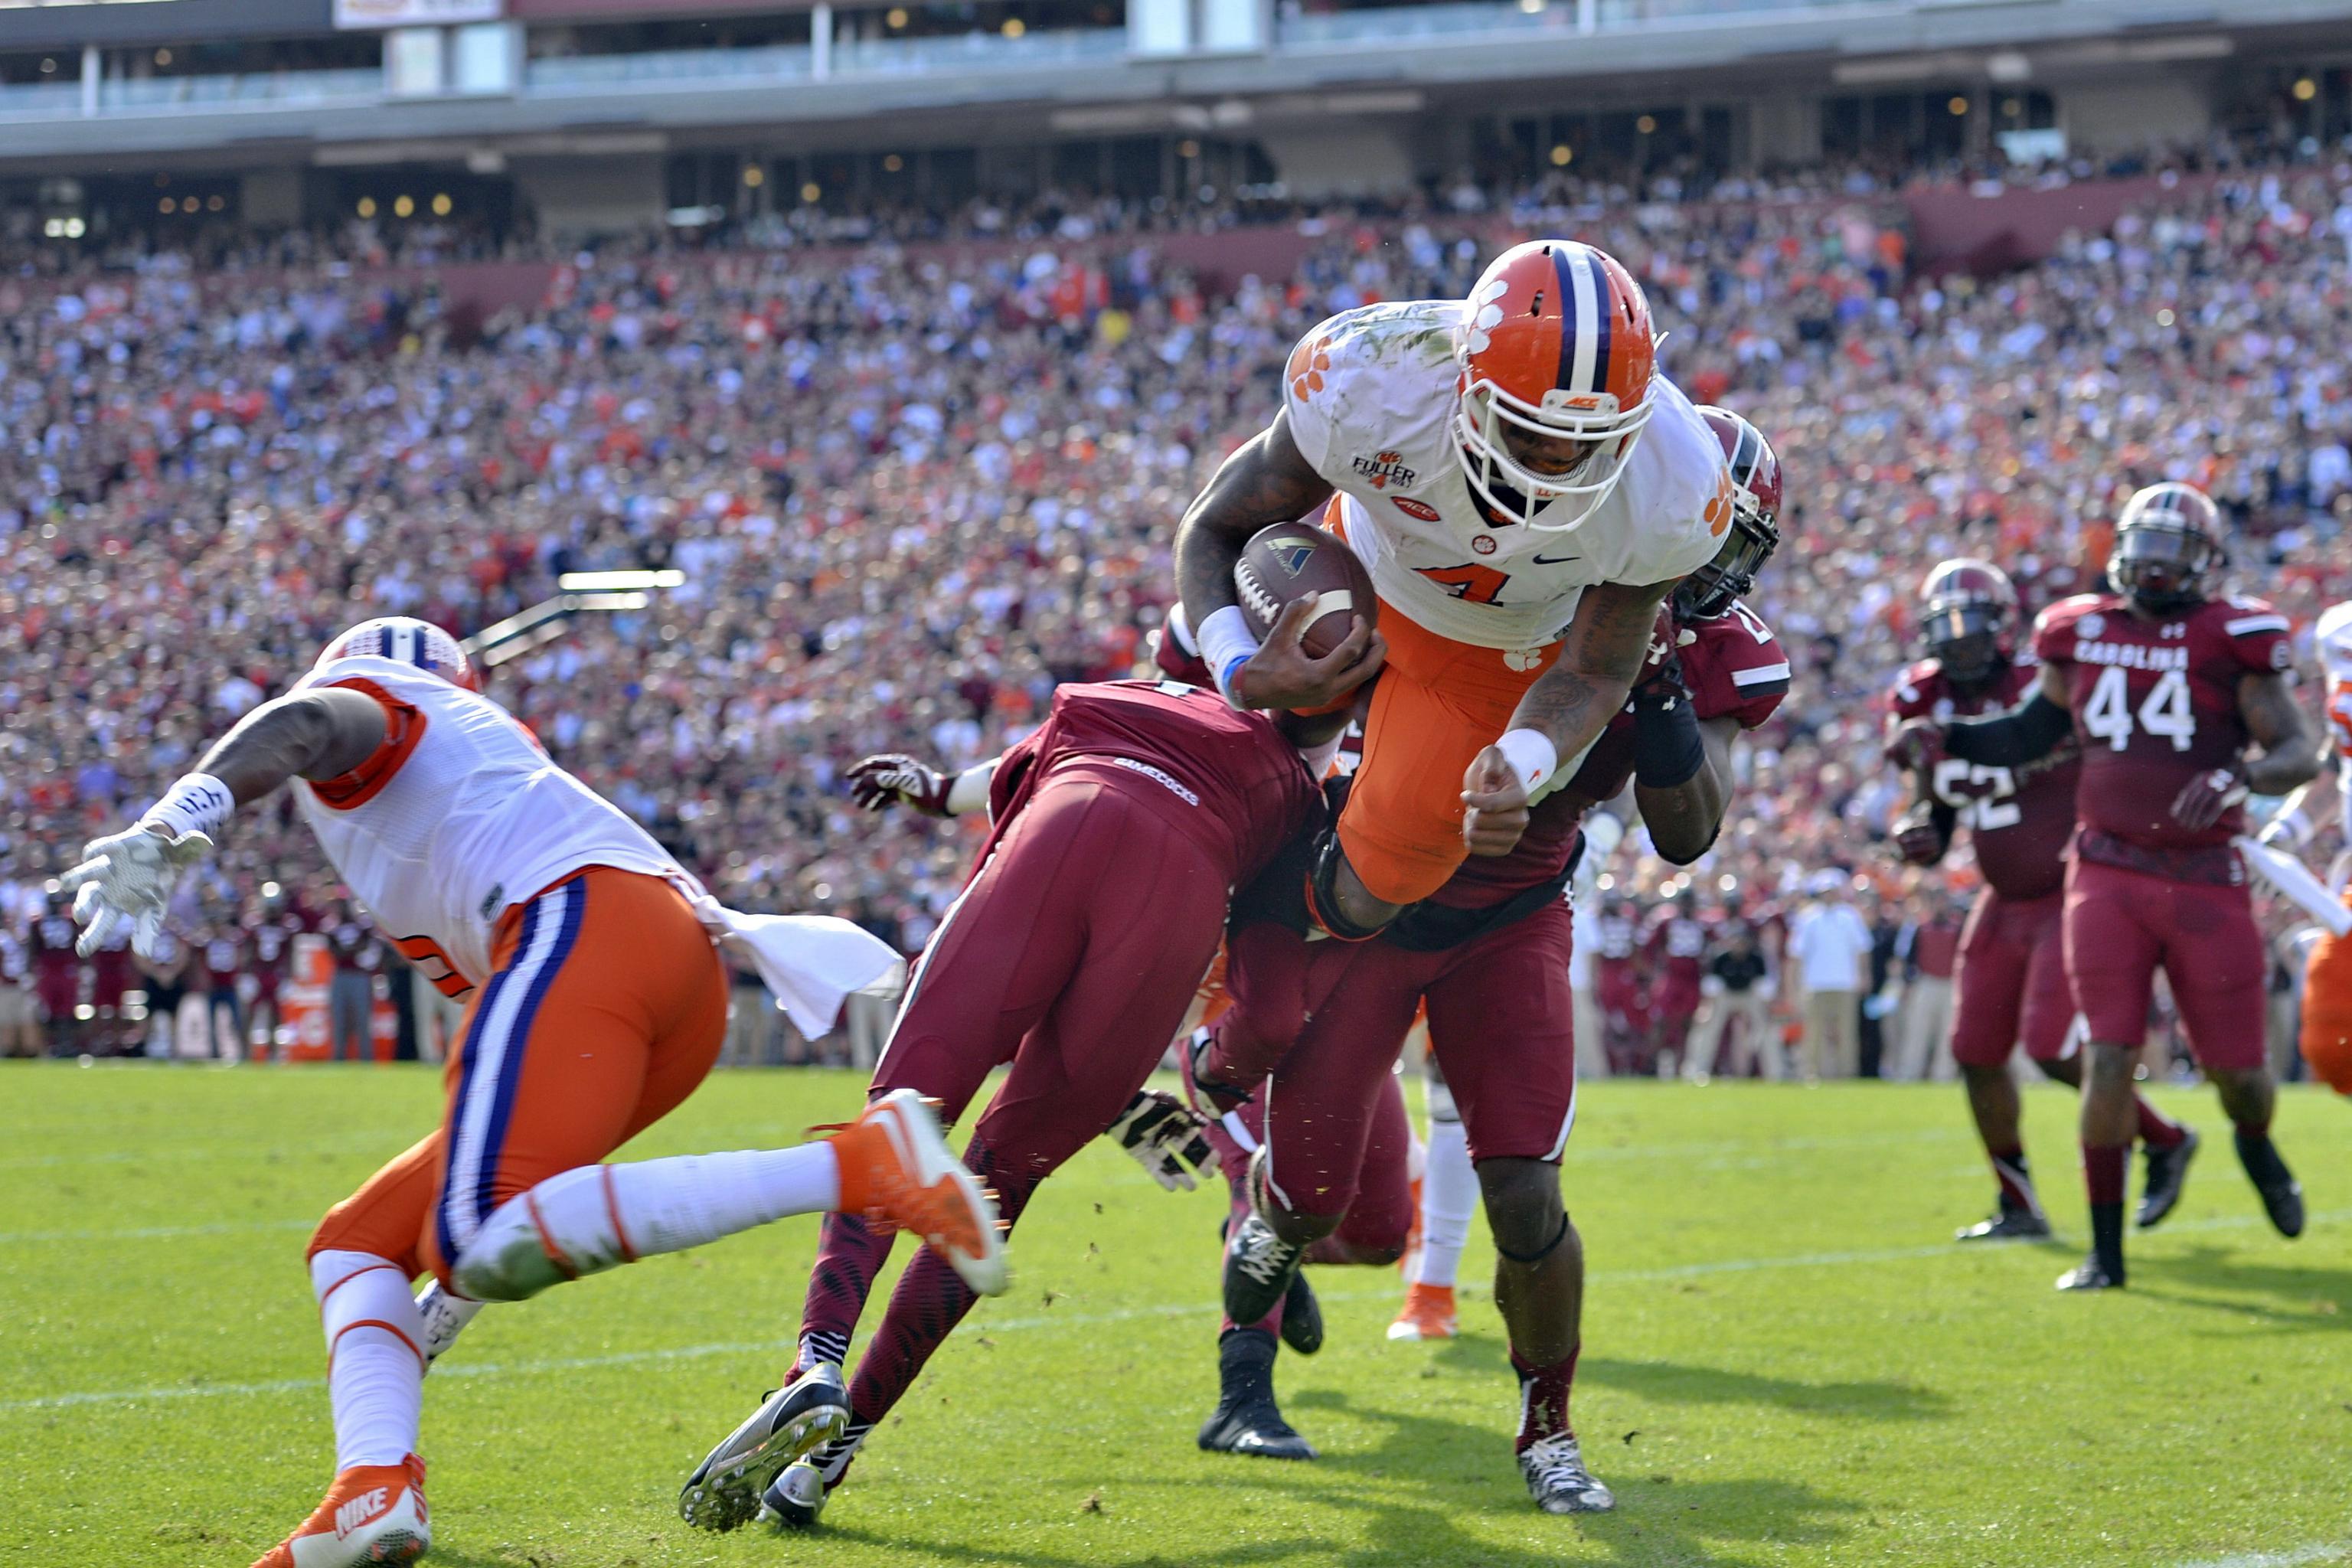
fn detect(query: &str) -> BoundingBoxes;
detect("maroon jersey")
[2034,593,2290,854]
[1645,912,1709,985]
[988,679,1321,885]
[1592,911,1642,963]
[1435,600,1792,909]
[88,928,135,1007]
[1888,653,2080,900]
[202,931,244,991]
[248,916,299,988]
[30,914,80,993]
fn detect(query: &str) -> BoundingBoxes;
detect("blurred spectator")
[1685,907,1782,1083]
[1787,874,1873,1081]
[325,905,381,1063]
[1889,894,1963,1082]
[0,920,38,1058]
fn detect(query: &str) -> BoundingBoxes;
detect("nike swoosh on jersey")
[1532,554,1582,566]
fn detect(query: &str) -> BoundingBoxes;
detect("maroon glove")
[1890,802,1948,867]
[846,753,954,816]
[1886,718,1948,776]
[2170,766,2249,832]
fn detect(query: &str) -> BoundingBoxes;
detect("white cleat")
[1520,1433,1615,1514]
[679,1363,851,1533]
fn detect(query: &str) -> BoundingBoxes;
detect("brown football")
[1233,521,1377,658]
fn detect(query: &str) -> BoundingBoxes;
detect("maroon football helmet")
[2109,482,2225,612]
[1917,558,2018,688]
[1674,407,1782,621]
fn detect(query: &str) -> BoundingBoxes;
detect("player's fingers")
[1267,596,1318,652]
[58,856,107,894]
[75,904,128,959]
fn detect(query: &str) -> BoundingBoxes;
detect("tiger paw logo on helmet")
[1459,276,1511,357]
[1287,335,1334,402]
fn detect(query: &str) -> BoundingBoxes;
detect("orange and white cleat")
[1387,1282,1459,1342]
[252,1453,429,1567]
[828,1089,1008,1297]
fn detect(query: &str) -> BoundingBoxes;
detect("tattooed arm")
[1174,410,1381,708]
[2236,671,2322,799]
[1461,578,1678,861]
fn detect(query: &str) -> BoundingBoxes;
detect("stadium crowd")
[3,136,2347,1076]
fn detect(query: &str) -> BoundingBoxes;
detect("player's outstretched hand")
[1232,597,1385,711]
[1107,1089,1222,1192]
[845,753,954,815]
[1886,717,1947,776]
[1462,745,1530,858]
[2171,766,2248,832]
[59,825,214,959]
[1889,802,1947,867]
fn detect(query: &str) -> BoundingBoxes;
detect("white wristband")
[141,773,235,841]
[1496,728,1558,792]
[1197,604,1264,707]
[944,761,998,818]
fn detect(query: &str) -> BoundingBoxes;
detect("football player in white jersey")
[60,617,1005,1568]
[2259,599,2352,1092]
[1174,239,1736,940]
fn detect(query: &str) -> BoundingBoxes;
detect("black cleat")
[1956,1206,2050,1242]
[2055,1257,2124,1292]
[1279,1268,1323,1356]
[2135,1127,2198,1230]
[1223,1211,1307,1328]
[680,1364,850,1532]
[1198,1329,1317,1461]
[2233,1130,2304,1238]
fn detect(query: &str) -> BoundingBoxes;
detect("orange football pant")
[309,865,727,1289]
[2301,892,2352,1094]
[1338,600,1561,906]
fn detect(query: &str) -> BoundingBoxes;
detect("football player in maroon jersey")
[1188,407,1790,1514]
[1887,560,2196,1243]
[743,665,1344,1529]
[1897,484,2321,1289]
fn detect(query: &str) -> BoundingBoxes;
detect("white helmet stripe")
[1566,247,1600,397]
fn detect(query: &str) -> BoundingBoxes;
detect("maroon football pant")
[2063,858,2265,1072]
[1260,900,1578,1226]
[799,763,1232,1425]
[1951,887,2078,1069]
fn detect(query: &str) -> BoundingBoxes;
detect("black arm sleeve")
[1942,691,2072,768]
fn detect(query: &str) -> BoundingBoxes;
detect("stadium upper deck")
[1,0,2349,244]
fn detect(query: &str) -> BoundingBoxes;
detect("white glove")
[1106,1089,1223,1193]
[58,826,214,959]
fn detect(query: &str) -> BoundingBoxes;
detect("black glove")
[1106,1089,1222,1192]
[846,753,954,815]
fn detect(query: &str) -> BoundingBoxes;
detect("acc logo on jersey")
[2076,612,2105,639]
[1351,450,1418,491]
[1287,335,1334,401]
[1393,496,1441,522]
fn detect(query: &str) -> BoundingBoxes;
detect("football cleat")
[1519,1433,1615,1514]
[1222,1212,1307,1328]
[828,1089,1009,1297]
[1279,1269,1324,1357]
[2135,1127,2198,1230]
[1198,1396,1319,1462]
[2056,1258,2124,1292]
[1387,1282,1459,1341]
[251,1454,428,1568]
[1955,1207,2050,1243]
[679,1364,851,1533]
[2253,1174,2305,1239]
[761,1423,870,1532]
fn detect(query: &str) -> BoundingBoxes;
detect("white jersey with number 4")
[1282,299,1733,652]
[2320,600,2352,844]
[291,655,683,995]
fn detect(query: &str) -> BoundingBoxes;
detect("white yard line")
[11,1204,2339,1416]
[2170,1545,2350,1568]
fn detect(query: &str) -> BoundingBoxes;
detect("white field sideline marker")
[2171,1544,2350,1568]
[8,1206,2342,1416]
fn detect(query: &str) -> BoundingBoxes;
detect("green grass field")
[5,1062,2350,1568]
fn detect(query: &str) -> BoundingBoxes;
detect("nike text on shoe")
[1519,1433,1615,1514]
[679,1364,850,1533]
[1222,1212,1307,1328]
[251,1454,429,1568]
[2135,1127,2198,1230]
[837,1089,1008,1296]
